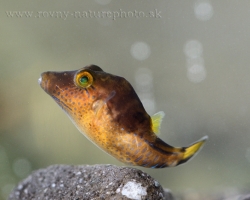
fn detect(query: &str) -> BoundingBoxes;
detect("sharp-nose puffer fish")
[39,65,208,168]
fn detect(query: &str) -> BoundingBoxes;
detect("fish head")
[39,65,119,115]
[38,65,150,133]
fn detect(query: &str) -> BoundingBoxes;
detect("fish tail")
[178,135,208,165]
[144,135,208,168]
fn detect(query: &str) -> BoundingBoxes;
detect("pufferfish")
[38,65,208,168]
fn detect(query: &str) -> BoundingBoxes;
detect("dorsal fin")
[151,111,165,135]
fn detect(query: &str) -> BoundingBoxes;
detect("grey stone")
[9,164,172,200]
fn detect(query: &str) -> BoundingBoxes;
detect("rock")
[9,164,172,200]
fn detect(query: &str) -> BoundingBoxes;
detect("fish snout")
[38,76,42,85]
[38,72,51,93]
[38,72,47,86]
[39,70,78,95]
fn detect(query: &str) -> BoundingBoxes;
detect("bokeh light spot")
[194,0,214,21]
[13,158,32,178]
[135,68,155,114]
[187,64,206,83]
[130,42,151,61]
[184,40,203,59]
[184,39,206,83]
[135,68,153,92]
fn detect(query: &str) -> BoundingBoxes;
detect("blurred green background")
[1,0,250,199]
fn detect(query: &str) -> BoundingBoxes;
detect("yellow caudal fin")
[179,136,208,164]
[151,111,165,135]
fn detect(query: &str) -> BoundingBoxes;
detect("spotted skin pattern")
[39,65,207,168]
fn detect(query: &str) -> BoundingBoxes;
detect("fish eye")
[74,71,93,88]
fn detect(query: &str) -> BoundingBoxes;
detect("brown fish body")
[39,65,207,168]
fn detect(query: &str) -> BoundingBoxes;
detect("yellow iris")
[75,71,93,88]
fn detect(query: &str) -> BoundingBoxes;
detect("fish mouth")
[38,76,42,85]
[38,72,50,93]
[51,94,72,111]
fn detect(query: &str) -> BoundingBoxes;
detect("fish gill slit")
[51,95,72,111]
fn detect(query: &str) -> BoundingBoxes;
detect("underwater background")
[1,0,250,199]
